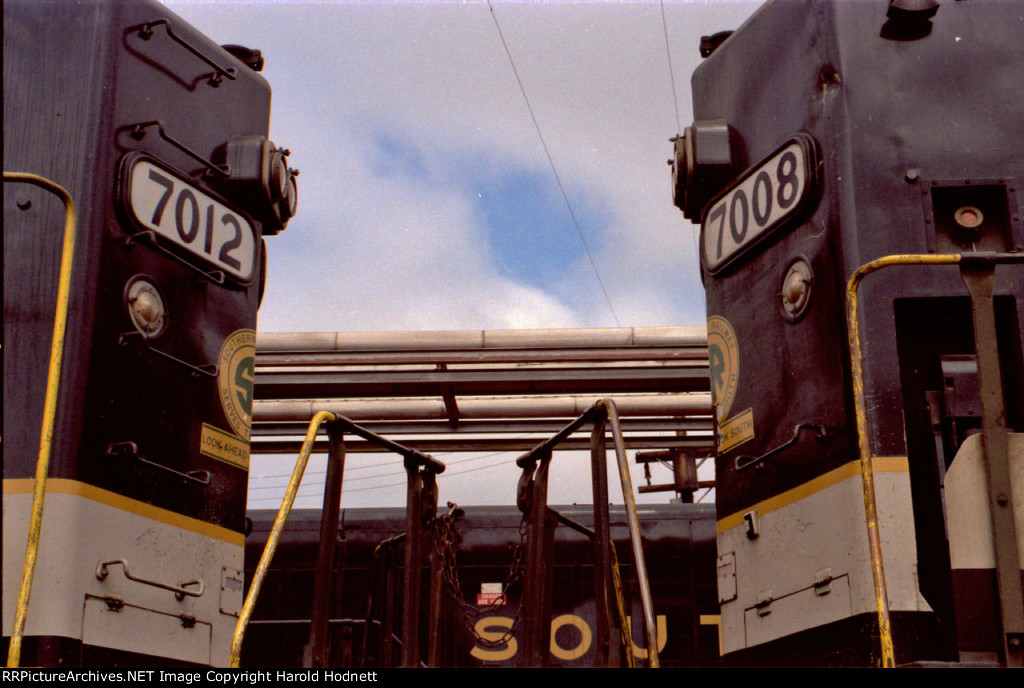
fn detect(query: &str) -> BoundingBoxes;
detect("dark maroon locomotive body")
[242,504,720,668]
[672,0,1023,667]
[4,0,295,666]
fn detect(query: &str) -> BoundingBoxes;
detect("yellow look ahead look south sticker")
[200,423,250,470]
[217,328,256,441]
[706,315,739,421]
[719,408,755,454]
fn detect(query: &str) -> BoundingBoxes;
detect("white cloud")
[164,0,761,335]
[256,116,584,331]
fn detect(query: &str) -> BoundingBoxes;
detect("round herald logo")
[706,315,739,421]
[217,329,256,440]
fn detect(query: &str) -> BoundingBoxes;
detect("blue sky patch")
[365,127,612,294]
[468,165,609,290]
[368,132,428,180]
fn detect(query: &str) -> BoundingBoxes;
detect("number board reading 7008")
[124,156,258,282]
[701,134,817,275]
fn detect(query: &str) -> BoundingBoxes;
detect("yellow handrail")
[4,172,78,668]
[845,253,960,668]
[229,411,336,667]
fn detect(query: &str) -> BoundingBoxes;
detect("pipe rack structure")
[252,326,715,456]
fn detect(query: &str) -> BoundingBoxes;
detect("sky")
[161,0,762,509]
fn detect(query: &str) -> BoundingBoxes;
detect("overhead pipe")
[255,347,709,367]
[257,326,707,353]
[254,394,713,422]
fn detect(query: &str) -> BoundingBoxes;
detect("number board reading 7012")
[122,154,258,282]
[701,134,818,275]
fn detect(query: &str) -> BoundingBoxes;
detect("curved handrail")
[514,399,660,667]
[229,410,336,667]
[846,253,961,668]
[848,251,1024,667]
[3,172,78,668]
[600,399,659,668]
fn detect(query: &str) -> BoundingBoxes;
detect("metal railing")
[514,398,660,668]
[230,413,446,668]
[4,172,78,669]
[845,251,1024,668]
[233,398,661,668]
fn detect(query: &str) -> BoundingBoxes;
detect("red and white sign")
[476,582,506,606]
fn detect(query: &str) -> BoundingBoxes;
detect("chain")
[434,502,527,648]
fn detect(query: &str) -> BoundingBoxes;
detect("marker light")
[126,278,166,338]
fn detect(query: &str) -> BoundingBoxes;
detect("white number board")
[701,135,816,274]
[126,158,257,281]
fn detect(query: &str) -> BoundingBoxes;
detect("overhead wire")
[249,440,533,484]
[249,449,523,502]
[486,0,621,327]
[659,0,701,261]
[660,0,682,135]
[250,448,517,488]
[661,4,713,497]
[341,453,521,496]
[248,446,525,501]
